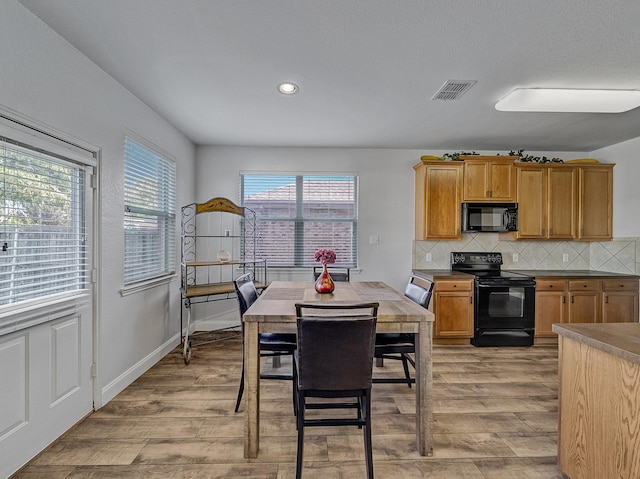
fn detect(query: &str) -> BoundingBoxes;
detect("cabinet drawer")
[568,279,600,291]
[435,280,472,292]
[602,279,639,292]
[536,280,566,291]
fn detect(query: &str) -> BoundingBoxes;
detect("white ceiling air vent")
[431,80,477,101]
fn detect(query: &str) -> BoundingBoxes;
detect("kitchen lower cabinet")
[535,280,567,337]
[602,279,639,323]
[568,280,601,324]
[432,279,474,340]
[534,277,639,336]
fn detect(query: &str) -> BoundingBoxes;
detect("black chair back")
[234,272,259,317]
[312,266,350,282]
[404,275,434,308]
[295,303,378,391]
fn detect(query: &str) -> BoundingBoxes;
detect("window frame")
[240,172,358,268]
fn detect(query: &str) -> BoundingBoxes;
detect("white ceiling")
[18,0,640,151]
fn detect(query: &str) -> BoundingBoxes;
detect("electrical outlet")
[512,253,519,262]
[425,253,432,262]
[563,253,569,262]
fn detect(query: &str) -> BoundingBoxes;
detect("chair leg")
[400,354,412,388]
[363,392,374,479]
[234,364,245,413]
[296,392,305,479]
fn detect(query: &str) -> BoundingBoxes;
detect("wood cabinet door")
[489,160,516,201]
[515,166,546,239]
[462,157,515,201]
[535,290,567,336]
[568,291,600,323]
[547,167,577,239]
[434,291,473,338]
[423,163,462,239]
[602,291,639,323]
[462,161,489,201]
[578,166,613,240]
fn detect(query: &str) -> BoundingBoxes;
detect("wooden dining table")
[242,280,435,459]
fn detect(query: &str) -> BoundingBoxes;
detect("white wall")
[196,146,421,296]
[1,1,196,403]
[591,138,640,237]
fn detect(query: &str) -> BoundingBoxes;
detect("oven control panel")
[451,252,503,265]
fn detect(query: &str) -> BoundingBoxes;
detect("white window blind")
[241,174,358,267]
[124,136,176,285]
[0,139,88,305]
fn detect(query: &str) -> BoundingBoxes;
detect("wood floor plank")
[11,338,564,478]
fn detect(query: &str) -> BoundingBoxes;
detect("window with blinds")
[124,136,176,285]
[241,174,358,267]
[0,139,88,305]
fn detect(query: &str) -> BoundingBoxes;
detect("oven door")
[473,282,536,346]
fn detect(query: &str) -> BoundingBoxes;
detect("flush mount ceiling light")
[495,88,640,113]
[278,82,299,95]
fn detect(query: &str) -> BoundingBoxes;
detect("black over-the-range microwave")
[461,202,518,233]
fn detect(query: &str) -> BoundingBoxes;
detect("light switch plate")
[512,253,519,262]
[369,235,379,245]
[563,253,569,262]
[425,253,432,262]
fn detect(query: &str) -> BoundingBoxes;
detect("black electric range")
[451,252,536,346]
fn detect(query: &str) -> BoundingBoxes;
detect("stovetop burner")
[450,251,534,283]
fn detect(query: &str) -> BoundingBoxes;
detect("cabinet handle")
[469,296,473,304]
[605,296,609,304]
[571,296,574,304]
[562,296,566,304]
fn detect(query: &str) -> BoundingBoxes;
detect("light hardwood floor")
[12,332,563,478]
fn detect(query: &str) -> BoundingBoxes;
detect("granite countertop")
[412,269,474,280]
[413,269,639,280]
[510,269,640,279]
[553,323,640,365]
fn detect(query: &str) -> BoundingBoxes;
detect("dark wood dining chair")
[373,275,433,388]
[233,273,297,413]
[293,302,379,479]
[312,266,350,282]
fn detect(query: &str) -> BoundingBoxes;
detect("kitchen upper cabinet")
[461,156,517,202]
[513,166,546,239]
[547,167,578,238]
[514,165,577,240]
[535,280,568,337]
[432,278,474,340]
[578,165,613,241]
[503,163,612,242]
[414,161,463,240]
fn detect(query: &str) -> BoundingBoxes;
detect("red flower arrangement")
[314,249,336,265]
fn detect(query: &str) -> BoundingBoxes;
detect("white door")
[0,117,96,478]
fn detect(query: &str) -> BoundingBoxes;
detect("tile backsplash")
[414,234,640,275]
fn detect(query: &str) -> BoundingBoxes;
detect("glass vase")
[314,264,335,294]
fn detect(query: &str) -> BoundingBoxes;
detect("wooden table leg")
[244,322,260,458]
[415,320,433,456]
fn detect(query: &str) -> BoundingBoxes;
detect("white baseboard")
[99,333,180,406]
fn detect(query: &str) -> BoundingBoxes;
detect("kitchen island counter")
[554,322,640,479]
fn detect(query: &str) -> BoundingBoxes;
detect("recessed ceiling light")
[278,82,299,95]
[495,88,640,113]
